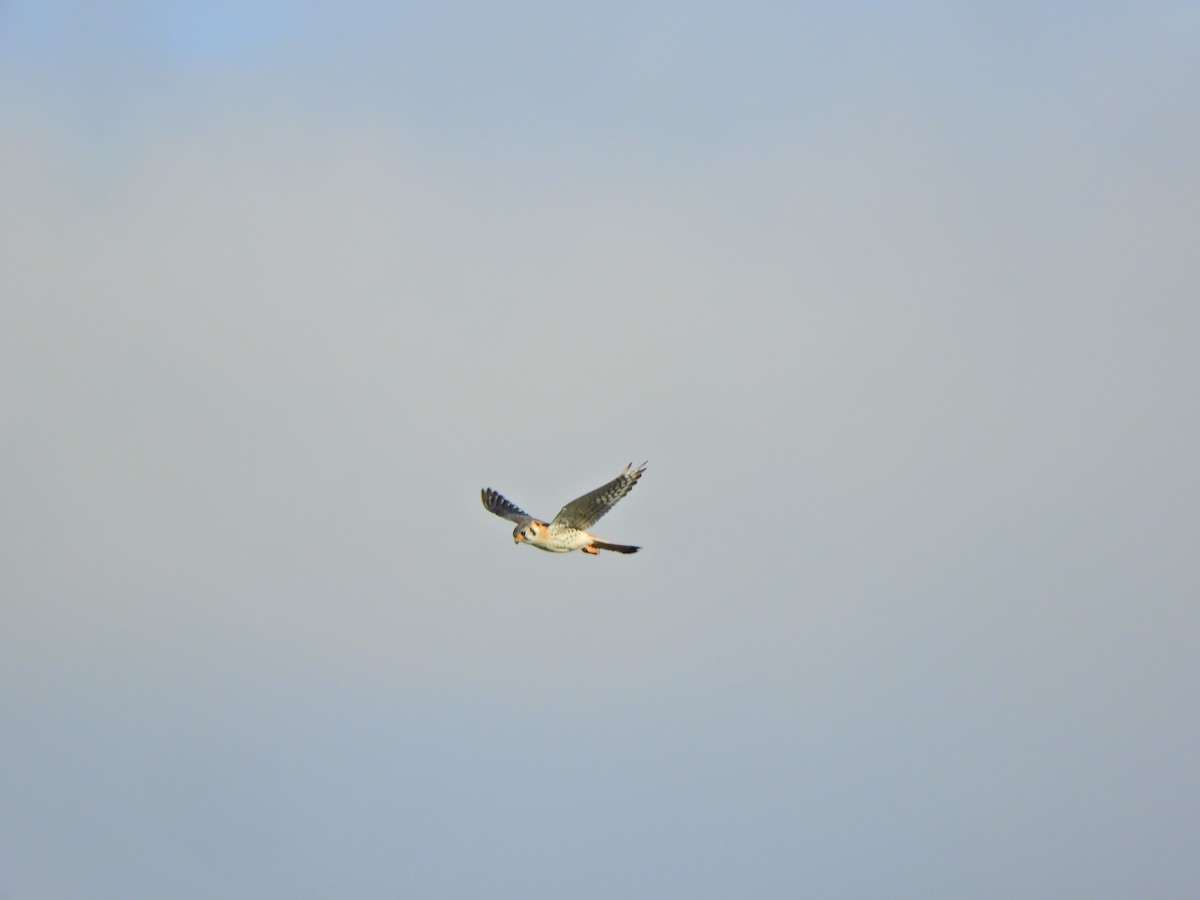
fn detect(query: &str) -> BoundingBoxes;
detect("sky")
[2,2,1199,897]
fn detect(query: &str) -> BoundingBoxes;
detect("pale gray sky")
[2,2,1198,897]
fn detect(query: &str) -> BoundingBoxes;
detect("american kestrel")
[481,462,647,555]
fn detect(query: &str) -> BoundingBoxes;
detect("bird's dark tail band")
[591,540,640,554]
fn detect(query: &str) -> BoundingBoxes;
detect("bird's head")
[514,522,543,544]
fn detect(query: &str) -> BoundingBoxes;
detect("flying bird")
[481,462,647,555]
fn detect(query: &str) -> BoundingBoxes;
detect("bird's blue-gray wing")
[481,488,534,527]
[550,462,646,530]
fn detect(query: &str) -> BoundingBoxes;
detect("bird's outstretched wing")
[481,488,534,527]
[551,462,646,531]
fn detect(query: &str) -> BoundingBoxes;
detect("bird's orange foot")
[582,545,598,555]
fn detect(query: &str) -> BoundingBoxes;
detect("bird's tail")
[591,540,640,554]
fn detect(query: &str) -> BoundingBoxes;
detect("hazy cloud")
[2,3,1198,897]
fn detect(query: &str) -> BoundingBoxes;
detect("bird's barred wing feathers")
[551,462,646,531]
[481,488,534,526]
